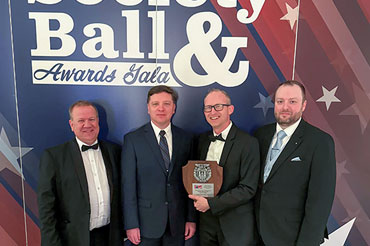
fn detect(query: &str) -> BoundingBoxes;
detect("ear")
[302,100,307,112]
[228,105,234,115]
[69,119,74,131]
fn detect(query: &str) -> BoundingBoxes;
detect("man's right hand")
[126,228,141,245]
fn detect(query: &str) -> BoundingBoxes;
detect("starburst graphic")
[316,86,341,110]
[254,92,274,117]
[280,3,299,30]
[340,83,370,133]
[336,160,350,181]
[322,218,355,246]
[0,127,33,178]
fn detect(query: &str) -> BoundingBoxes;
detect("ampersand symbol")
[173,11,249,87]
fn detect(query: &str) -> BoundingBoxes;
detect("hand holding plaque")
[182,160,223,197]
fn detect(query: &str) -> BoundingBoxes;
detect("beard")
[275,111,302,128]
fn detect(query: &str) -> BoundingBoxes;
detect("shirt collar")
[276,117,301,138]
[75,137,99,152]
[151,121,172,137]
[213,121,233,140]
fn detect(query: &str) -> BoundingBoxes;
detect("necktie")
[270,130,287,161]
[81,143,99,152]
[159,130,170,170]
[209,134,225,142]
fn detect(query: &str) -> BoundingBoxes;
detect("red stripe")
[210,0,280,92]
[0,184,41,245]
[241,0,297,81]
[1,168,39,218]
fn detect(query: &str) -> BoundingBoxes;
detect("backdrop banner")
[1,0,369,245]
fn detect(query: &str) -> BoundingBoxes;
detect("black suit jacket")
[254,120,336,246]
[37,139,123,246]
[121,123,196,238]
[198,124,260,246]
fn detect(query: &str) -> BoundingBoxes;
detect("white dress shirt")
[76,137,110,230]
[151,121,173,160]
[206,122,233,164]
[271,118,302,151]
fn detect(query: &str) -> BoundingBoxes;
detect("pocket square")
[291,157,302,162]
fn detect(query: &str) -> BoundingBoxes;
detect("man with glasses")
[189,89,260,246]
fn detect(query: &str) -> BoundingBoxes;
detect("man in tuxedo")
[121,85,196,245]
[189,89,260,246]
[254,80,336,246]
[37,100,123,246]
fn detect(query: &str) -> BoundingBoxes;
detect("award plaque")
[182,160,223,197]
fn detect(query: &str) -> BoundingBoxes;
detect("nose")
[282,102,289,110]
[83,120,92,127]
[158,104,165,111]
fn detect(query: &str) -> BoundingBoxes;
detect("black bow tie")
[209,134,225,142]
[81,143,99,152]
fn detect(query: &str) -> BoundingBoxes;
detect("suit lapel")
[69,139,90,205]
[199,132,212,160]
[219,124,237,167]
[99,142,114,202]
[169,126,180,176]
[266,121,305,182]
[143,123,167,173]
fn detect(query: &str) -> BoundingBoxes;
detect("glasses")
[203,104,230,112]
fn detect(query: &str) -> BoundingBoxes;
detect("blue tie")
[263,130,287,182]
[159,130,170,170]
[270,130,287,161]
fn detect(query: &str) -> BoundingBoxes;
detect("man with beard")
[254,80,336,246]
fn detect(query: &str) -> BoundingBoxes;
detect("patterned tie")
[270,130,287,161]
[159,130,170,170]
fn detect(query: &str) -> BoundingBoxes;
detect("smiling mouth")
[82,128,94,133]
[209,116,220,120]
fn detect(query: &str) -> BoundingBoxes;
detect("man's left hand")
[188,194,210,212]
[184,222,196,240]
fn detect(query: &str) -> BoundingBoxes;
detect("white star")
[254,92,274,117]
[336,160,350,181]
[0,152,20,177]
[321,218,355,246]
[340,83,370,133]
[0,127,33,177]
[280,3,299,30]
[342,210,361,223]
[316,86,341,110]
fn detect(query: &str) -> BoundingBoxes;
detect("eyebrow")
[276,97,299,100]
[151,100,172,103]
